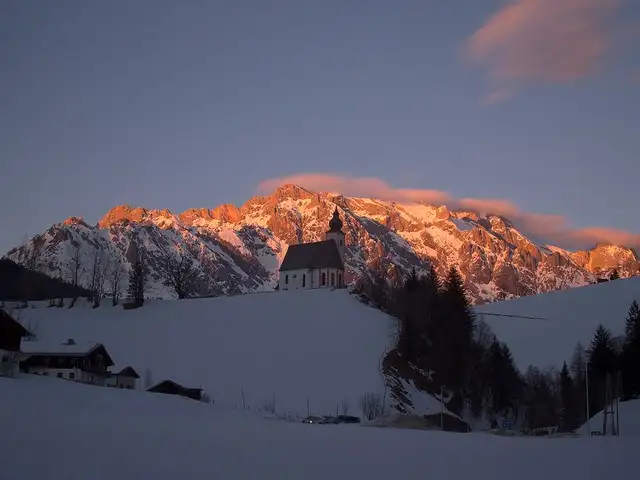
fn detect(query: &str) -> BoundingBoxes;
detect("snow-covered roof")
[21,341,104,356]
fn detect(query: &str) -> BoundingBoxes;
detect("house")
[147,380,203,401]
[278,208,346,291]
[106,366,140,390]
[20,339,115,386]
[0,309,31,377]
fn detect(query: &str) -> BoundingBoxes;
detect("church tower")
[325,207,346,262]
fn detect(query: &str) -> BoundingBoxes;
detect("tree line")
[358,266,640,433]
[4,237,201,309]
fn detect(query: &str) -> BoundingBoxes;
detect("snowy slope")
[1,376,637,480]
[14,289,395,417]
[475,276,640,371]
[579,399,640,437]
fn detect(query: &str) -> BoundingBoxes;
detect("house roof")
[279,240,344,272]
[21,341,115,366]
[0,309,31,337]
[115,366,140,378]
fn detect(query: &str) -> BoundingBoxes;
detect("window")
[302,274,306,288]
[321,272,326,286]
[331,272,335,286]
[69,372,75,380]
[57,372,63,378]
[338,273,342,286]
[285,274,288,285]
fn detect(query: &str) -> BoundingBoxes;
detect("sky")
[1,0,639,252]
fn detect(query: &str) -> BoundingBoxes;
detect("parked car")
[301,416,323,424]
[336,415,361,424]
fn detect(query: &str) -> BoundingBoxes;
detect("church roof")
[279,240,344,272]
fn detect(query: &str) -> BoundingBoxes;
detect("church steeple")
[325,207,345,262]
[327,207,344,233]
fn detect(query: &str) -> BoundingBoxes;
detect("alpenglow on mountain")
[6,184,639,304]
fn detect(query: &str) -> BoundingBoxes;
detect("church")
[278,208,346,291]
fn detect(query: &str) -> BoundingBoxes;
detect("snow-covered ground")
[1,375,637,480]
[475,276,640,371]
[579,398,640,437]
[12,289,395,417]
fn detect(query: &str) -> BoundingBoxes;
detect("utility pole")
[585,360,591,437]
[440,385,444,431]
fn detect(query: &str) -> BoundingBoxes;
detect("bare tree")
[68,243,82,308]
[359,393,384,421]
[157,249,196,299]
[340,397,351,415]
[109,256,124,306]
[88,246,111,308]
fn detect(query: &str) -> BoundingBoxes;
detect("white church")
[278,208,346,291]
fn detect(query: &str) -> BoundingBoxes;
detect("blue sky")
[1,0,639,252]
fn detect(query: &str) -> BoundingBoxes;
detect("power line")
[475,312,549,321]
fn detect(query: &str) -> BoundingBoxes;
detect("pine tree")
[588,324,618,415]
[569,342,587,424]
[559,362,579,432]
[621,300,640,400]
[436,266,475,413]
[610,268,620,280]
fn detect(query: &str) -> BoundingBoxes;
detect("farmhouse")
[106,366,140,390]
[147,379,203,401]
[279,208,346,291]
[20,339,115,386]
[0,309,31,377]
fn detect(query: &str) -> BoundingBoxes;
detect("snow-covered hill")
[12,289,394,417]
[475,276,640,371]
[6,184,639,304]
[1,375,636,480]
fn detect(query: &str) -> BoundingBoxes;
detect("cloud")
[256,173,640,249]
[481,88,516,105]
[467,0,621,99]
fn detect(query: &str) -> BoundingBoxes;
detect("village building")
[0,309,31,377]
[147,379,203,401]
[20,339,115,386]
[278,208,346,291]
[106,366,140,390]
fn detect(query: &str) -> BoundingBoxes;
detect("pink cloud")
[256,173,640,249]
[467,0,622,98]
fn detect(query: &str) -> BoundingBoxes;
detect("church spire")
[327,207,343,233]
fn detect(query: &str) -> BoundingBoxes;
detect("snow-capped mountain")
[5,184,639,303]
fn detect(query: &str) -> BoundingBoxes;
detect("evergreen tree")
[483,340,522,421]
[559,362,579,432]
[436,266,475,413]
[522,367,559,432]
[609,268,620,280]
[569,342,587,424]
[621,300,640,399]
[587,324,618,415]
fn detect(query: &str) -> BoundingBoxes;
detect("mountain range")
[5,184,639,304]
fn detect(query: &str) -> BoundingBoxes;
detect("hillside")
[6,184,639,304]
[0,258,91,302]
[475,276,640,371]
[13,289,394,417]
[2,376,636,479]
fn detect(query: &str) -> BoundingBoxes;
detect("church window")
[331,272,335,286]
[285,275,288,285]
[302,274,306,288]
[321,272,326,286]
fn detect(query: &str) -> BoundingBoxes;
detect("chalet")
[147,380,203,401]
[20,339,115,386]
[106,366,140,390]
[0,309,31,377]
[278,208,346,291]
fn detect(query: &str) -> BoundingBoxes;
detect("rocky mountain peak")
[7,183,639,303]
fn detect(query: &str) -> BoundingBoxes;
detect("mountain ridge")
[6,184,639,304]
